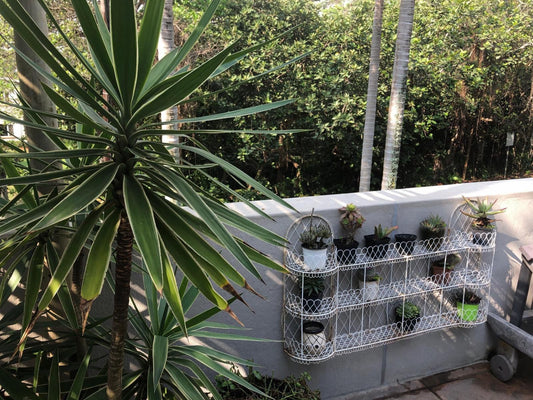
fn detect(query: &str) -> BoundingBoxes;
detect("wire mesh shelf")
[282,206,496,364]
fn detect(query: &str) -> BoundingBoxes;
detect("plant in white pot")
[302,321,327,356]
[461,197,505,246]
[357,268,381,301]
[299,220,332,271]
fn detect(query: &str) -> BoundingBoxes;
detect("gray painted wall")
[192,178,533,399]
[87,178,533,398]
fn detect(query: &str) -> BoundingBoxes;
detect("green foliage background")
[2,0,533,198]
[173,0,533,198]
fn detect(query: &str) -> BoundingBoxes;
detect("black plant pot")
[419,227,445,250]
[395,313,420,333]
[303,291,324,313]
[364,235,391,259]
[472,227,494,246]
[395,233,417,255]
[334,238,359,265]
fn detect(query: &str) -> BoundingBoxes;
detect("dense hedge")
[175,0,533,198]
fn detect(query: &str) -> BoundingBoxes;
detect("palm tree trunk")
[381,0,415,190]
[359,0,384,192]
[107,214,133,400]
[14,0,58,189]
[159,0,180,161]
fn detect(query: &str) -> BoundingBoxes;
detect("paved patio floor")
[340,350,533,400]
[376,358,533,400]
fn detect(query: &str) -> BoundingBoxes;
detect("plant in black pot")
[395,301,421,333]
[357,269,381,301]
[299,277,325,313]
[300,220,332,271]
[454,290,482,322]
[430,253,462,285]
[461,197,505,246]
[364,224,398,259]
[395,233,418,255]
[334,203,365,265]
[420,214,447,250]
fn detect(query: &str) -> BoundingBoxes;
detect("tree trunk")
[359,0,384,192]
[99,0,110,27]
[106,214,133,400]
[159,0,180,161]
[381,0,415,190]
[14,0,58,188]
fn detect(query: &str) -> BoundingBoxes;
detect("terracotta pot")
[431,264,452,285]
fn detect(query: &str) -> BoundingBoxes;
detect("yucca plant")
[0,0,302,398]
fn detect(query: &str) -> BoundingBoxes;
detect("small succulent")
[395,301,420,319]
[339,203,365,244]
[420,215,446,232]
[374,224,398,239]
[357,268,381,282]
[432,253,462,270]
[300,277,325,297]
[300,222,332,250]
[461,197,506,229]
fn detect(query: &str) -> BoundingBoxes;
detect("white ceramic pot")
[360,279,380,301]
[302,321,327,355]
[302,247,328,271]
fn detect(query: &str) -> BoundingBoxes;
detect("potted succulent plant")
[302,321,327,356]
[334,203,365,265]
[430,253,462,285]
[420,215,447,250]
[454,290,482,322]
[299,219,332,271]
[461,197,505,246]
[357,268,381,301]
[395,233,418,255]
[395,301,421,333]
[364,224,398,259]
[299,277,325,313]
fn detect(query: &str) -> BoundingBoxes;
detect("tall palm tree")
[14,0,58,168]
[159,0,180,160]
[359,0,385,192]
[0,0,300,397]
[381,0,415,190]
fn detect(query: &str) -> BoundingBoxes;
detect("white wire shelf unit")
[282,207,496,364]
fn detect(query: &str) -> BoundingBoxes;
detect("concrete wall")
[195,178,533,399]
